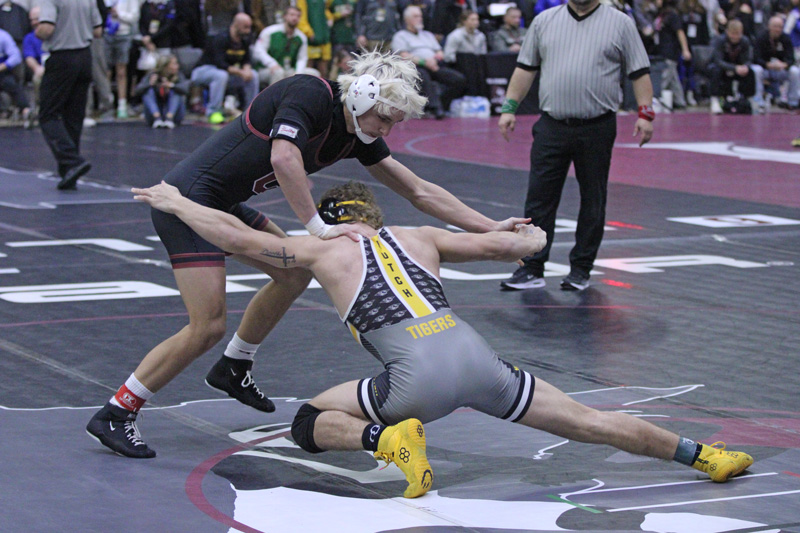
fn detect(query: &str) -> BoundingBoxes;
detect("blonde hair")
[155,54,179,83]
[339,50,427,120]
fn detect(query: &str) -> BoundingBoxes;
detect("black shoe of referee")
[205,356,276,413]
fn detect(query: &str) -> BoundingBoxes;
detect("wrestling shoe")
[375,418,433,498]
[692,441,753,482]
[86,402,156,458]
[561,272,590,291]
[205,356,275,413]
[500,264,545,290]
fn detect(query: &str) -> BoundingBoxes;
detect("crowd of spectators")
[1,0,799,126]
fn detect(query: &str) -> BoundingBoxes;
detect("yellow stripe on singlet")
[370,235,433,318]
[348,322,361,344]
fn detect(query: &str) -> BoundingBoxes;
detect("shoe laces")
[240,371,266,399]
[709,441,726,454]
[374,451,392,469]
[123,418,147,447]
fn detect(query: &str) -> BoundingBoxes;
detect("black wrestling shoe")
[205,356,276,413]
[86,402,156,458]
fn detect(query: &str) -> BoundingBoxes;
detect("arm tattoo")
[259,247,297,267]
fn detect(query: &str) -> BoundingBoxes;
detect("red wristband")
[638,104,655,121]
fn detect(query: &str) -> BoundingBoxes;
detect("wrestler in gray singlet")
[341,228,535,425]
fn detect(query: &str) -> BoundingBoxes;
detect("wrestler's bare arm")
[132,182,324,269]
[367,157,529,233]
[411,224,546,264]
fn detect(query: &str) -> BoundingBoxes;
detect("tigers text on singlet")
[343,228,449,342]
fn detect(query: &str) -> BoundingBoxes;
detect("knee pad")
[291,403,324,454]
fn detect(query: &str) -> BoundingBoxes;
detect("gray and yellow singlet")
[341,228,535,425]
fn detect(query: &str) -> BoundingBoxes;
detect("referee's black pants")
[38,47,93,176]
[521,112,617,277]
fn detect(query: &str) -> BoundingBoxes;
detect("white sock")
[224,333,260,361]
[118,98,127,109]
[109,373,154,409]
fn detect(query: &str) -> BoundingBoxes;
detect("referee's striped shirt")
[517,4,650,120]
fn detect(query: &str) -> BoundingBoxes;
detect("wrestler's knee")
[186,313,227,351]
[291,403,325,453]
[271,267,313,294]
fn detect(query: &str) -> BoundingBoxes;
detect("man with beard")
[498,0,655,291]
[190,12,258,124]
[251,5,314,86]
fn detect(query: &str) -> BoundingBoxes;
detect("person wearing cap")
[86,50,530,460]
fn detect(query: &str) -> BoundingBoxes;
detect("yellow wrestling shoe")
[692,441,753,482]
[375,418,433,498]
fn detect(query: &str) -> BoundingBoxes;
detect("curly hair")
[338,50,427,120]
[319,181,384,230]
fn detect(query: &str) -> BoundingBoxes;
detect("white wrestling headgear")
[345,74,403,144]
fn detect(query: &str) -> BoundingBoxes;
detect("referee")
[498,0,654,291]
[36,0,102,190]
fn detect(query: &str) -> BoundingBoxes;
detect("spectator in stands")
[444,10,487,63]
[428,0,462,40]
[785,0,800,61]
[725,0,756,38]
[22,6,41,127]
[251,0,291,32]
[656,0,692,109]
[398,0,434,28]
[634,0,660,54]
[135,54,189,128]
[84,0,112,127]
[750,0,772,36]
[252,5,316,87]
[680,0,711,105]
[330,46,354,79]
[191,12,258,124]
[490,6,526,53]
[708,18,757,112]
[330,0,358,57]
[534,0,567,16]
[706,0,727,34]
[140,0,177,53]
[106,0,140,119]
[392,5,466,118]
[173,0,205,49]
[297,0,332,78]
[443,10,486,63]
[753,15,799,109]
[0,27,29,120]
[204,0,249,34]
[355,0,401,53]
[0,0,30,45]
